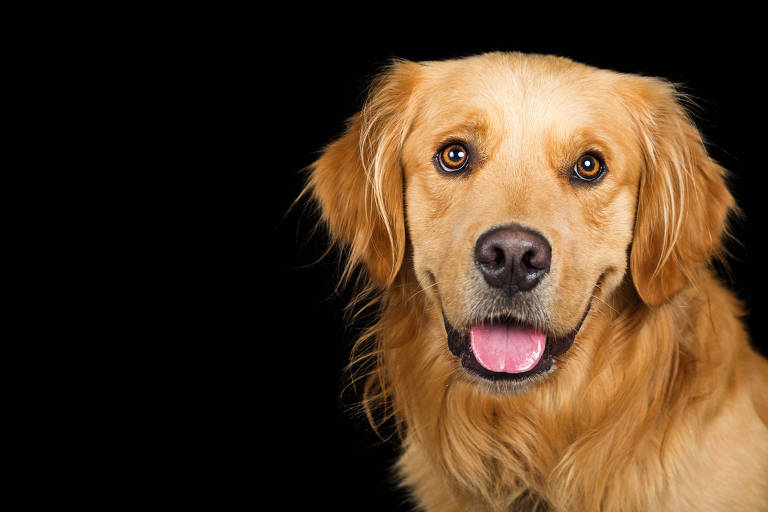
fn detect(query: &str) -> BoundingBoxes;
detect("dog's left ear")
[620,76,736,306]
[306,60,422,287]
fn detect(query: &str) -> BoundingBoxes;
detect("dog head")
[308,52,733,394]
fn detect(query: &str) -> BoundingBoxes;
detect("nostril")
[476,243,505,269]
[490,246,505,267]
[522,247,548,271]
[522,249,535,269]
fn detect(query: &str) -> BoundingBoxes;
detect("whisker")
[408,280,441,302]
[591,293,618,314]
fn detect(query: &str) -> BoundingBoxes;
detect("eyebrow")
[547,128,613,172]
[432,114,490,147]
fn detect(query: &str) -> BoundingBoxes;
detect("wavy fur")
[306,53,768,511]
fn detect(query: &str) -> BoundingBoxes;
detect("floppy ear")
[306,60,421,288]
[622,77,736,306]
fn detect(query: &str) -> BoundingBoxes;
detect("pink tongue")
[470,323,545,373]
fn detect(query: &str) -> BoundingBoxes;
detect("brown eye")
[573,153,604,181]
[436,143,470,173]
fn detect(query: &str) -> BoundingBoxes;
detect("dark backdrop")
[266,30,766,511]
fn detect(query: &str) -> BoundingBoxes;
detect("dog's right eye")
[435,143,470,173]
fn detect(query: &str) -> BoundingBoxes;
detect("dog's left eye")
[572,153,606,182]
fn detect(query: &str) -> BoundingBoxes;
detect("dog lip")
[442,304,591,382]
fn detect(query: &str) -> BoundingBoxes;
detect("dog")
[305,52,768,511]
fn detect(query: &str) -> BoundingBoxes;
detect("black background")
[265,27,767,511]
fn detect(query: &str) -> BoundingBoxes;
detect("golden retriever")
[305,52,768,511]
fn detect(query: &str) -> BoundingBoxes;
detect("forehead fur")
[411,53,633,139]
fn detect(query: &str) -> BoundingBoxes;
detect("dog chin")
[464,363,558,395]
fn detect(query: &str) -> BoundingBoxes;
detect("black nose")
[474,225,551,295]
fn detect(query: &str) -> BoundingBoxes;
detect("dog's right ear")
[305,60,422,288]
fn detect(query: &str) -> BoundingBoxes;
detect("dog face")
[309,53,732,394]
[402,56,641,390]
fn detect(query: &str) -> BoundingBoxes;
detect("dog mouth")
[443,308,589,383]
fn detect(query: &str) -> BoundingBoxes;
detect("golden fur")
[306,53,768,511]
